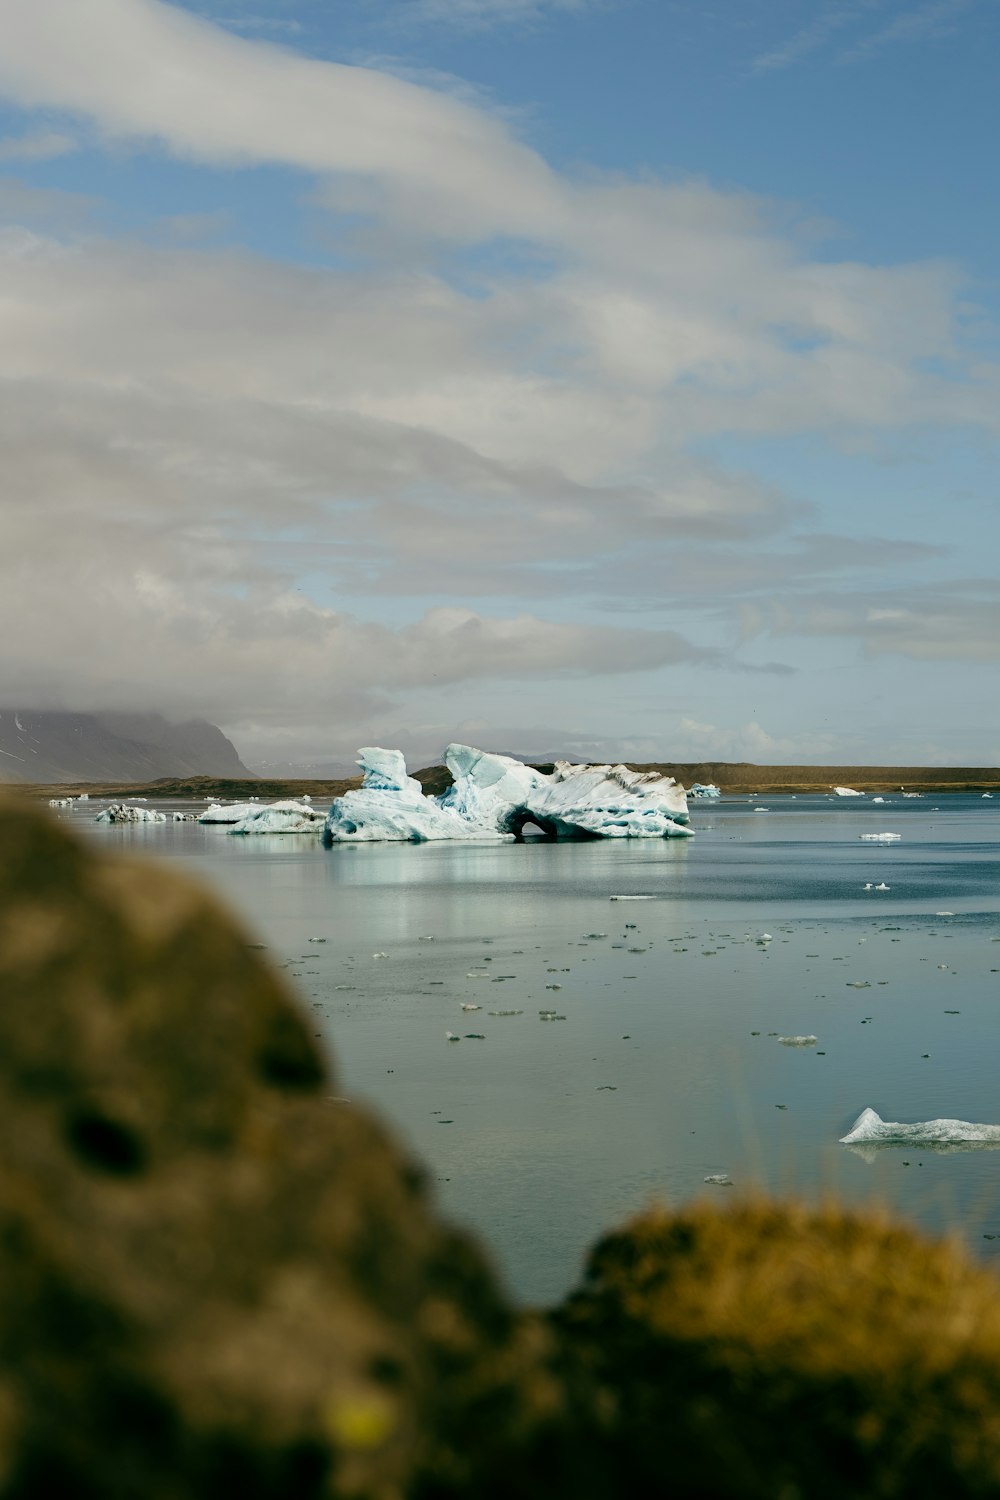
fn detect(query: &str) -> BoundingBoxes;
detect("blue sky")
[0,0,998,771]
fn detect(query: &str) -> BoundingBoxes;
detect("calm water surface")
[72,792,1000,1304]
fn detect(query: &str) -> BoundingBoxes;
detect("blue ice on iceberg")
[324,744,693,844]
[689,782,721,799]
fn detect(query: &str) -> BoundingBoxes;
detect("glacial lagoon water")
[69,792,1000,1304]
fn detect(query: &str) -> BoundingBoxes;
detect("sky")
[1,0,999,773]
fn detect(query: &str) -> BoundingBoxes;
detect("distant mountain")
[0,711,252,784]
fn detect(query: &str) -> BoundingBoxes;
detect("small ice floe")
[983,793,993,799]
[833,786,864,797]
[95,804,167,823]
[372,951,388,959]
[863,882,873,891]
[460,1002,481,1012]
[902,791,922,798]
[76,793,90,802]
[754,807,769,813]
[859,832,901,843]
[872,796,884,804]
[445,1032,461,1042]
[48,798,72,807]
[778,1035,818,1047]
[704,1174,733,1186]
[841,1106,1000,1146]
[610,894,656,901]
[171,812,194,821]
[875,882,890,891]
[936,911,956,917]
[756,932,773,944]
[228,801,326,835]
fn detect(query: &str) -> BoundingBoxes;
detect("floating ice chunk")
[227,800,327,835]
[171,812,194,821]
[610,894,656,901]
[689,782,721,799]
[833,786,864,796]
[983,793,993,799]
[76,793,90,802]
[198,802,261,824]
[48,798,72,807]
[872,796,884,804]
[778,1035,818,1047]
[95,803,167,823]
[859,832,901,842]
[875,882,890,891]
[704,1174,733,1186]
[841,1106,1000,1146]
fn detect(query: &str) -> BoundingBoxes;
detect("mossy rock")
[0,798,568,1499]
[557,1198,1000,1499]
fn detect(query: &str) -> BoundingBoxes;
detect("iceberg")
[689,782,721,799]
[95,804,167,824]
[833,786,864,797]
[227,800,327,835]
[859,832,901,843]
[324,744,693,844]
[840,1106,1000,1146]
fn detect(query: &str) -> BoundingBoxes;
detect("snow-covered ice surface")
[95,804,167,824]
[228,801,327,835]
[198,802,261,824]
[324,745,692,843]
[841,1107,1000,1146]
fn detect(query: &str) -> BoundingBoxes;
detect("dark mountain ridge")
[0,711,251,784]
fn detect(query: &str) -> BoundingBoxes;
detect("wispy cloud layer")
[0,0,997,761]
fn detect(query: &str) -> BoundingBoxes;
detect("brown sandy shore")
[16,761,1000,800]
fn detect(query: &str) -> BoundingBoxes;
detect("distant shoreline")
[13,762,1000,800]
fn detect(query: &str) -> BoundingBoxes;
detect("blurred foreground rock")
[4,797,1000,1498]
[0,799,572,1499]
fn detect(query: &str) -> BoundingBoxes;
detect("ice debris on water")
[778,1035,818,1047]
[48,798,73,807]
[703,1174,733,1186]
[859,832,901,842]
[323,744,692,843]
[840,1107,1000,1145]
[610,895,656,902]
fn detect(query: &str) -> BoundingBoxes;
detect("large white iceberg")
[324,744,692,844]
[840,1106,1000,1146]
